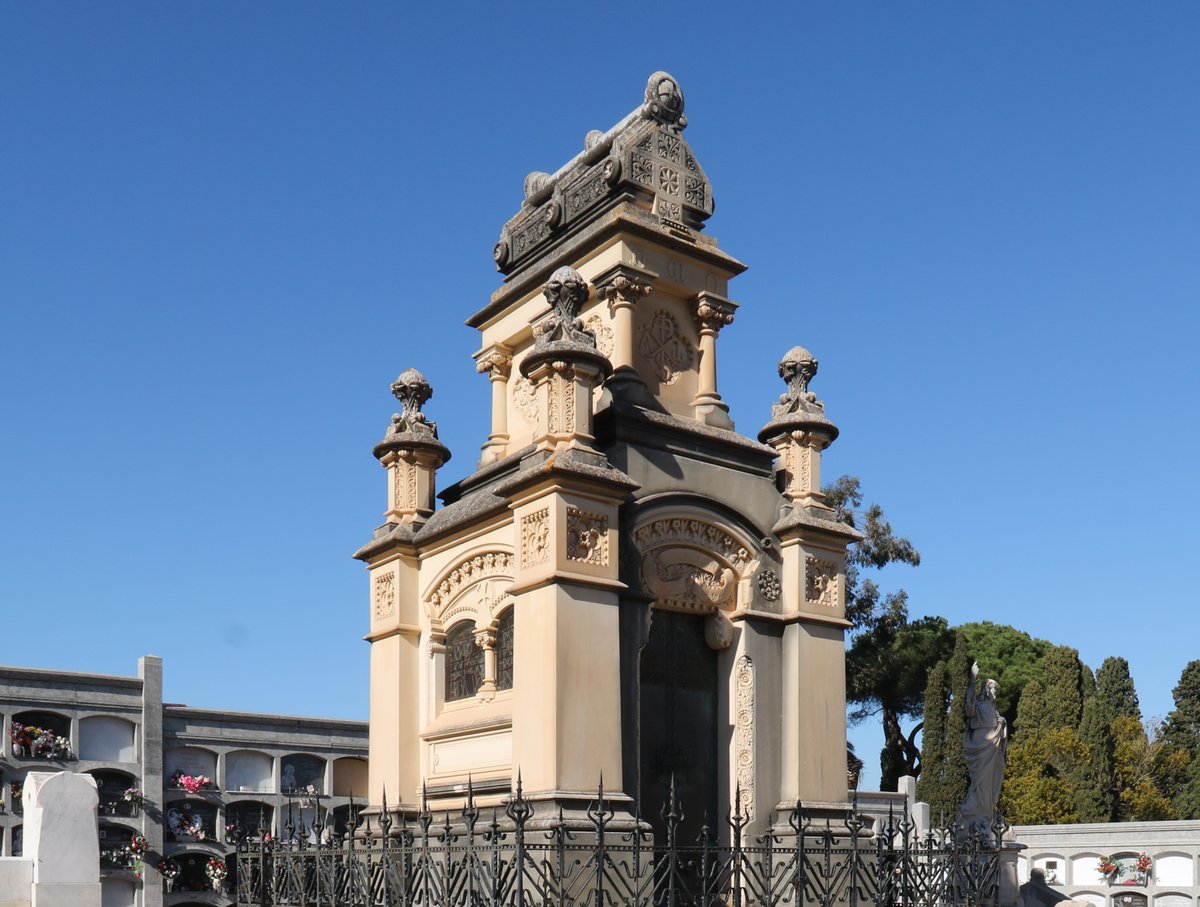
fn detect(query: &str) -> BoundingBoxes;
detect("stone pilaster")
[692,291,737,428]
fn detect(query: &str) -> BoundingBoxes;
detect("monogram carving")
[735,655,755,819]
[521,509,551,568]
[374,572,396,620]
[805,557,839,607]
[565,508,608,566]
[428,552,515,610]
[637,310,693,385]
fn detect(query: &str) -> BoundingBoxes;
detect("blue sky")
[3,4,1197,791]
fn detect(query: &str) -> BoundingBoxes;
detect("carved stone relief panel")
[565,507,609,566]
[634,518,753,573]
[734,655,755,820]
[374,571,396,620]
[756,568,781,603]
[545,368,576,435]
[637,309,693,385]
[805,557,839,608]
[428,552,515,612]
[584,314,615,359]
[520,509,551,568]
[511,375,537,426]
[642,549,735,611]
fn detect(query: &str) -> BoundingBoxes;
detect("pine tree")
[917,659,949,812]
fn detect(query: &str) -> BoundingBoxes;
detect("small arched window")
[445,621,484,702]
[496,609,515,691]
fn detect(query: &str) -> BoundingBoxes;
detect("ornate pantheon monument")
[354,72,860,835]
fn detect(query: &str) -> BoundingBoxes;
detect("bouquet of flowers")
[129,834,149,856]
[1098,856,1118,877]
[168,807,206,840]
[206,856,228,891]
[1137,853,1152,874]
[122,787,145,806]
[157,858,181,880]
[169,770,214,793]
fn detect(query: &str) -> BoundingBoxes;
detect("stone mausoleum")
[354,72,860,837]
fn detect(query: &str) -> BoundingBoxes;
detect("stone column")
[692,291,737,428]
[594,263,654,399]
[475,344,513,465]
[474,626,498,699]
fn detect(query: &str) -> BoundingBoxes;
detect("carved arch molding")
[632,516,760,650]
[425,550,515,636]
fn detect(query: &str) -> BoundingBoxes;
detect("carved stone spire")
[373,369,451,525]
[758,346,838,509]
[534,266,595,348]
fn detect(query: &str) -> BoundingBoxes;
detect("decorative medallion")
[805,557,839,608]
[734,655,755,819]
[757,568,781,603]
[637,310,693,385]
[565,508,608,566]
[584,314,615,358]
[521,509,551,568]
[374,572,396,620]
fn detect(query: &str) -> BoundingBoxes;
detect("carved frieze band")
[633,518,753,572]
[521,509,551,568]
[805,557,839,608]
[637,310,692,385]
[565,507,609,566]
[374,572,396,620]
[734,655,755,820]
[428,552,515,610]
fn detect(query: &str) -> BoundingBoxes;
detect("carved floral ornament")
[633,517,759,613]
[425,551,515,630]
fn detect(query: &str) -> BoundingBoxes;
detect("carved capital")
[475,345,513,380]
[595,263,655,312]
[694,291,737,333]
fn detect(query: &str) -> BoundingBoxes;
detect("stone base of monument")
[0,859,34,907]
[30,883,103,907]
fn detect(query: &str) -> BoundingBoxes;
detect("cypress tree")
[1016,680,1048,739]
[1096,656,1141,724]
[917,659,949,812]
[943,632,971,820]
[1074,696,1116,821]
[1041,646,1085,732]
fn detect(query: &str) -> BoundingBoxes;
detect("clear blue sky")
[3,4,1197,792]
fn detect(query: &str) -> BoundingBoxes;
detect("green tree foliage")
[1096,657,1141,724]
[1041,646,1085,732]
[1111,715,1185,821]
[1072,696,1115,822]
[1015,680,1048,738]
[1001,728,1089,824]
[1162,660,1200,818]
[940,632,971,817]
[827,476,939,790]
[955,622,1051,725]
[916,659,951,815]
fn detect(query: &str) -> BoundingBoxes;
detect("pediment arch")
[423,546,515,635]
[631,505,763,614]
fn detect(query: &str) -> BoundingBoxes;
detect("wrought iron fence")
[235,780,1002,907]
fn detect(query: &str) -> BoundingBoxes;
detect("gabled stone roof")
[492,71,714,279]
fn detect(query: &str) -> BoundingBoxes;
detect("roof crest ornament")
[373,368,452,462]
[642,71,686,130]
[533,266,597,350]
[757,346,839,444]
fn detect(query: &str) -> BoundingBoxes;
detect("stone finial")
[644,71,686,129]
[533,266,597,348]
[777,346,819,411]
[375,368,451,464]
